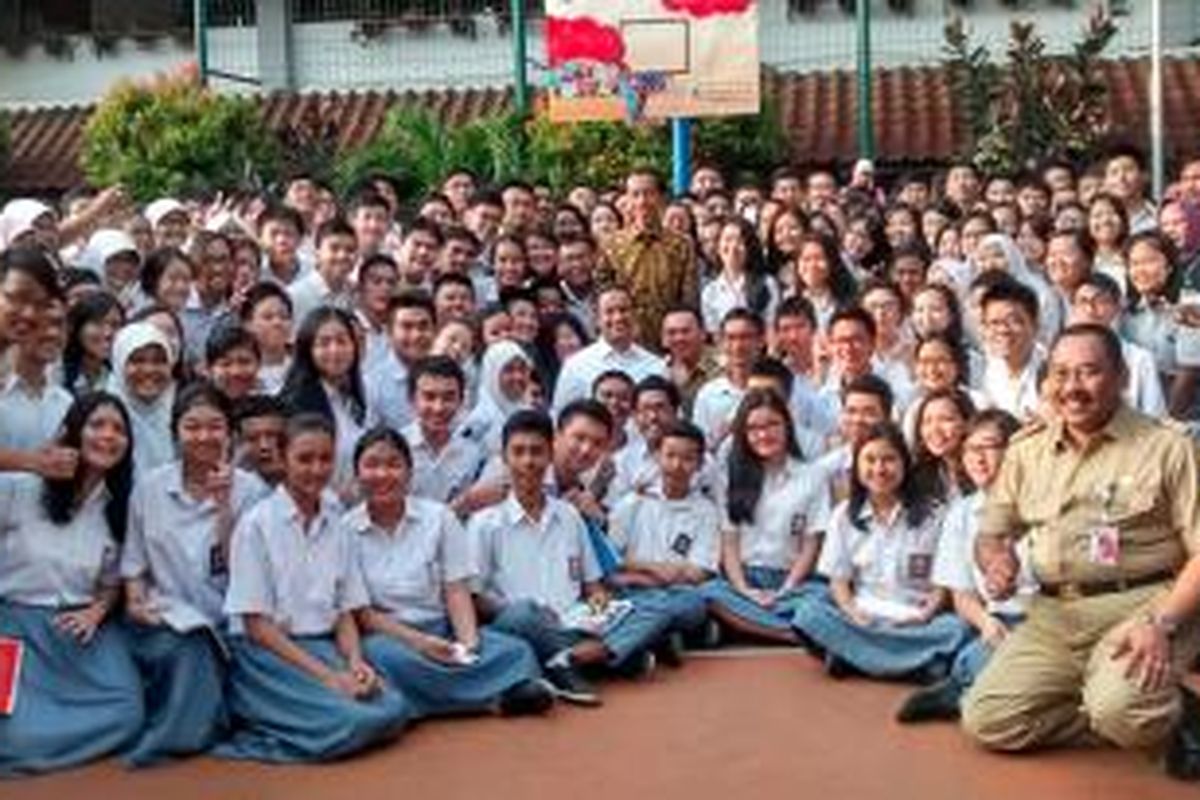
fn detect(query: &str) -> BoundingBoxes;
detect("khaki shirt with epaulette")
[978,405,1200,586]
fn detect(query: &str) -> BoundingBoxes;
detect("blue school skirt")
[363,622,539,718]
[700,567,822,635]
[791,588,970,679]
[123,622,227,767]
[214,635,411,763]
[0,601,144,777]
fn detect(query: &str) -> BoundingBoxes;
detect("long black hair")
[795,232,858,307]
[41,392,135,542]
[719,217,774,318]
[279,306,366,424]
[62,291,124,394]
[911,388,976,506]
[847,422,928,532]
[726,389,802,525]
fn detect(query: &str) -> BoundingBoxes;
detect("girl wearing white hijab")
[462,340,534,457]
[106,322,178,476]
[971,233,1063,344]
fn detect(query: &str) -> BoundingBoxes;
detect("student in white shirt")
[278,307,368,494]
[812,374,894,523]
[898,409,1030,723]
[469,410,674,706]
[181,231,236,368]
[462,339,535,458]
[287,218,358,325]
[401,356,489,515]
[61,290,124,397]
[978,278,1045,421]
[365,292,436,434]
[0,297,72,451]
[205,324,263,404]
[0,393,144,776]
[239,282,294,395]
[793,423,968,680]
[217,413,411,763]
[1070,272,1167,416]
[609,421,722,649]
[233,394,288,487]
[120,383,268,765]
[701,217,780,334]
[552,286,666,414]
[820,306,916,421]
[105,321,179,477]
[354,253,400,377]
[909,389,976,510]
[258,204,311,288]
[772,295,837,436]
[692,308,765,451]
[347,427,554,718]
[701,389,829,645]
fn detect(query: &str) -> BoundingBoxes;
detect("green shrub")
[525,116,672,193]
[81,69,279,202]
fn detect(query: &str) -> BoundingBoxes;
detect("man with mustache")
[964,323,1200,780]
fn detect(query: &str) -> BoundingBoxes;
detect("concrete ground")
[1,650,1192,800]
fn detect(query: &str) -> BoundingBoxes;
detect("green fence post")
[512,0,529,118]
[194,0,209,86]
[855,0,875,160]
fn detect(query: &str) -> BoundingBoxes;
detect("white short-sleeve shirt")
[551,339,667,415]
[120,462,269,628]
[468,493,601,616]
[347,497,473,627]
[700,273,779,334]
[931,492,1031,617]
[0,474,118,607]
[401,422,487,504]
[691,376,745,450]
[0,372,72,451]
[224,486,366,636]
[818,499,942,613]
[609,489,721,572]
[727,458,830,571]
[365,351,416,433]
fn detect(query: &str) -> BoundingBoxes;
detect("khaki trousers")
[961,582,1200,752]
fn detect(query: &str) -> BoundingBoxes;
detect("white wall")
[0,0,1192,107]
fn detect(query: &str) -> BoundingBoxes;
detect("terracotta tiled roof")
[3,56,1200,195]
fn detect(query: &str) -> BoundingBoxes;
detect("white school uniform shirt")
[468,493,601,616]
[791,371,837,438]
[604,436,721,507]
[288,270,355,325]
[1121,303,1185,374]
[180,290,230,367]
[727,458,830,571]
[1121,338,1167,416]
[224,486,364,636]
[691,375,745,450]
[259,254,313,288]
[0,370,72,451]
[812,445,852,529]
[325,383,367,485]
[979,346,1045,421]
[700,273,780,334]
[365,350,416,433]
[120,462,269,628]
[346,497,473,627]
[0,474,118,607]
[258,358,290,396]
[400,422,487,504]
[551,338,667,414]
[818,499,942,614]
[608,489,721,572]
[356,309,392,377]
[930,492,1032,618]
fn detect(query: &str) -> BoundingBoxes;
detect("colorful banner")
[544,0,760,122]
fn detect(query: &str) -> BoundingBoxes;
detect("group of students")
[0,143,1199,777]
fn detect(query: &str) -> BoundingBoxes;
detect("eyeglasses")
[746,420,786,435]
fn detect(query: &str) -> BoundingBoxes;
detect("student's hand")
[980,616,1010,647]
[126,596,163,627]
[206,463,233,507]
[33,446,79,480]
[1111,618,1174,692]
[322,670,364,698]
[565,488,606,521]
[679,565,708,585]
[347,657,382,697]
[415,633,461,665]
[741,587,775,608]
[55,604,106,645]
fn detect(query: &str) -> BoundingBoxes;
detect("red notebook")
[0,637,23,716]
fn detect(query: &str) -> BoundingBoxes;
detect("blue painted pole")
[671,117,693,197]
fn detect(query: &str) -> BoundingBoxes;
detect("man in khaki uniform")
[964,323,1200,780]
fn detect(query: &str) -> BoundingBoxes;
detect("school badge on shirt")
[907,553,933,581]
[671,532,694,557]
[568,556,583,582]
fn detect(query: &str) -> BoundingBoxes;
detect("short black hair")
[1075,270,1123,303]
[829,305,878,342]
[592,369,635,397]
[258,203,306,236]
[775,295,817,329]
[408,354,466,400]
[502,408,554,448]
[387,290,436,323]
[843,373,894,418]
[981,278,1040,325]
[233,393,287,426]
[634,374,681,410]
[405,217,445,246]
[1052,322,1127,376]
[720,307,765,334]
[240,280,293,321]
[315,216,357,247]
[749,356,795,398]
[658,419,705,453]
[433,272,476,297]
[353,425,412,472]
[171,380,234,439]
[349,189,391,216]
[139,247,193,297]
[206,323,261,365]
[0,246,63,302]
[557,398,614,436]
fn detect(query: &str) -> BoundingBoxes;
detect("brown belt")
[1040,569,1176,600]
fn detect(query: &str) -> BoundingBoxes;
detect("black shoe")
[544,665,602,707]
[498,678,555,716]
[823,652,854,680]
[655,632,686,668]
[1166,686,1200,781]
[896,678,962,724]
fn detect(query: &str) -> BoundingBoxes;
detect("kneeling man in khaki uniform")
[964,323,1200,780]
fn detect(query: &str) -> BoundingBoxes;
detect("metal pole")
[1149,0,1164,200]
[194,0,209,86]
[672,118,693,197]
[512,0,529,117]
[855,0,875,159]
